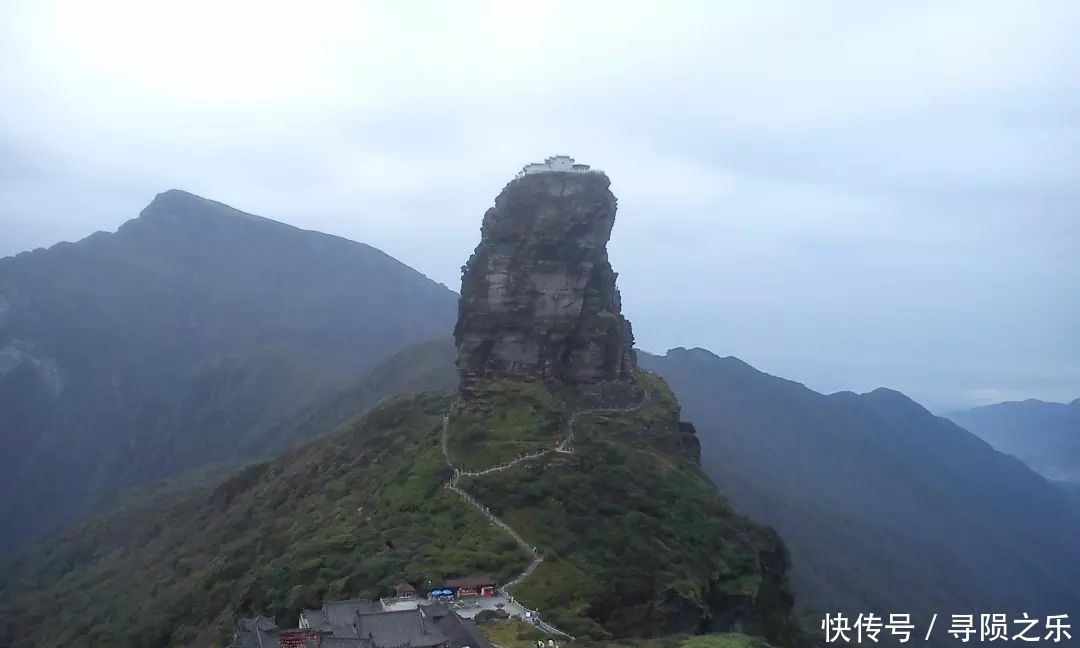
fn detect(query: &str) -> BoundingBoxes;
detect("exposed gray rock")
[454,169,636,383]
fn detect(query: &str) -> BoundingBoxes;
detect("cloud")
[1,0,1077,408]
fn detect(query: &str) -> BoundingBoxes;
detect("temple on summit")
[517,155,594,177]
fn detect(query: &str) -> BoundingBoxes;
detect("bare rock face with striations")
[454,167,637,384]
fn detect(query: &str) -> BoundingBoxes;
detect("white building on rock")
[518,156,594,177]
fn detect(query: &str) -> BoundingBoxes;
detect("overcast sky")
[2,1,1077,411]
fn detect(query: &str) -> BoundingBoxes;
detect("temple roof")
[356,608,448,648]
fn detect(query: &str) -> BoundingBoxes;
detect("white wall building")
[545,155,574,171]
[517,156,595,177]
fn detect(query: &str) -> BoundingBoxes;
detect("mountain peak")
[138,189,267,224]
[658,348,775,380]
[444,162,798,641]
[858,387,932,416]
[0,188,462,554]
[147,187,205,204]
[665,346,722,362]
[115,190,295,247]
[454,162,636,384]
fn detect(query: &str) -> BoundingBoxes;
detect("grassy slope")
[0,392,525,648]
[478,618,550,648]
[0,371,799,648]
[450,373,797,644]
[447,380,567,470]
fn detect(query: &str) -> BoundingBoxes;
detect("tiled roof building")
[420,603,494,648]
[252,597,492,648]
[301,599,379,637]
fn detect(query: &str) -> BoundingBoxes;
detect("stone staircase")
[439,384,653,639]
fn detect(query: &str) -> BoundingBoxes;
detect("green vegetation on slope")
[452,373,797,644]
[0,370,800,648]
[0,392,526,648]
[477,618,549,648]
[677,634,775,648]
[477,620,773,648]
[447,379,566,470]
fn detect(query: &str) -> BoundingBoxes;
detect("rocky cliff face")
[454,170,637,383]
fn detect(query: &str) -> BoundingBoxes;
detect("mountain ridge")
[948,397,1080,483]
[0,190,459,552]
[643,347,1080,622]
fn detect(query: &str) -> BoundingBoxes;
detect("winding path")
[439,385,652,638]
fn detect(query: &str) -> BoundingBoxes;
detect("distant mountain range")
[0,190,458,552]
[948,398,1080,483]
[641,348,1080,623]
